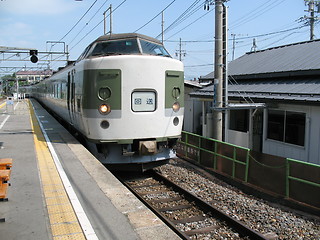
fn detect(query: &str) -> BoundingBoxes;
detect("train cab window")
[90,39,140,56]
[140,39,171,57]
[77,45,92,61]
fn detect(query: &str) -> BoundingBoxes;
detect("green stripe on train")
[82,69,122,110]
[165,70,184,109]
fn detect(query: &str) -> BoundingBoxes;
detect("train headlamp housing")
[98,87,111,100]
[99,104,111,115]
[172,102,180,112]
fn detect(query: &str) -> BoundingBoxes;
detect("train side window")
[57,83,61,99]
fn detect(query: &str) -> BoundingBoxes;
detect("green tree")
[1,74,16,96]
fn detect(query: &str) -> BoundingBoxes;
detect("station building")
[16,69,53,84]
[189,39,320,165]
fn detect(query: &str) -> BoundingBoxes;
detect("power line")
[185,63,213,68]
[165,24,308,43]
[68,0,109,45]
[45,0,100,67]
[260,32,298,49]
[303,0,320,40]
[59,0,99,42]
[134,0,176,33]
[69,0,127,52]
[230,0,288,29]
[166,8,213,40]
[236,25,307,40]
[156,0,204,38]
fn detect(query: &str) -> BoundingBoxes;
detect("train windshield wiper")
[105,52,122,56]
[91,52,122,57]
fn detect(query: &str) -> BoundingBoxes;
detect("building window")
[229,109,249,132]
[267,110,305,146]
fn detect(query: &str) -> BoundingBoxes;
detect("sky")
[0,0,316,79]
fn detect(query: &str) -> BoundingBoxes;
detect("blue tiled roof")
[193,40,320,102]
[201,39,320,79]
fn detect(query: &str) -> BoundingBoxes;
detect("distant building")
[16,70,53,84]
[189,39,320,165]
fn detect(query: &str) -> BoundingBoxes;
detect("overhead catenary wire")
[59,0,99,42]
[47,0,317,78]
[166,7,213,40]
[46,0,100,68]
[69,0,127,52]
[134,0,176,33]
[64,0,299,64]
[68,0,110,46]
[156,0,204,39]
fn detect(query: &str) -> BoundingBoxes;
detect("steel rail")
[119,170,268,240]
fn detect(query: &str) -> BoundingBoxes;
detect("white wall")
[227,129,249,148]
[262,104,320,165]
[183,87,202,134]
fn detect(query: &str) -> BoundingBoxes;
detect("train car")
[31,33,184,169]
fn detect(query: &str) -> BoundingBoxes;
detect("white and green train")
[30,33,184,168]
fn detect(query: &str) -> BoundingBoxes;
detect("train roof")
[92,33,163,45]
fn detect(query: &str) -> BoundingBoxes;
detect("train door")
[67,70,76,124]
[67,72,71,113]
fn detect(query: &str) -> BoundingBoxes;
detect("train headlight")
[99,104,111,114]
[172,102,180,112]
[98,87,111,100]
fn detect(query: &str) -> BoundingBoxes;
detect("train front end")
[81,33,184,167]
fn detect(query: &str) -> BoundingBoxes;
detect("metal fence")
[177,131,320,210]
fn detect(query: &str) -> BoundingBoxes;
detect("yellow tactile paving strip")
[0,102,6,109]
[28,101,86,240]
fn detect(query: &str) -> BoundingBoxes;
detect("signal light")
[29,49,38,63]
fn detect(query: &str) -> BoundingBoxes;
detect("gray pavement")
[0,100,51,240]
[0,99,181,240]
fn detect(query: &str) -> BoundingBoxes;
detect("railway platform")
[0,98,180,240]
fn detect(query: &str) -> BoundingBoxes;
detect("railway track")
[117,170,268,240]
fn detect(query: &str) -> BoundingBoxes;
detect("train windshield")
[88,38,171,57]
[139,40,171,57]
[90,39,140,56]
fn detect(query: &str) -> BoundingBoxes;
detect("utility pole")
[175,38,186,61]
[231,34,236,60]
[204,0,227,141]
[161,11,164,44]
[104,4,112,35]
[251,38,258,52]
[204,0,228,141]
[304,0,320,40]
[230,33,247,60]
[213,0,224,141]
